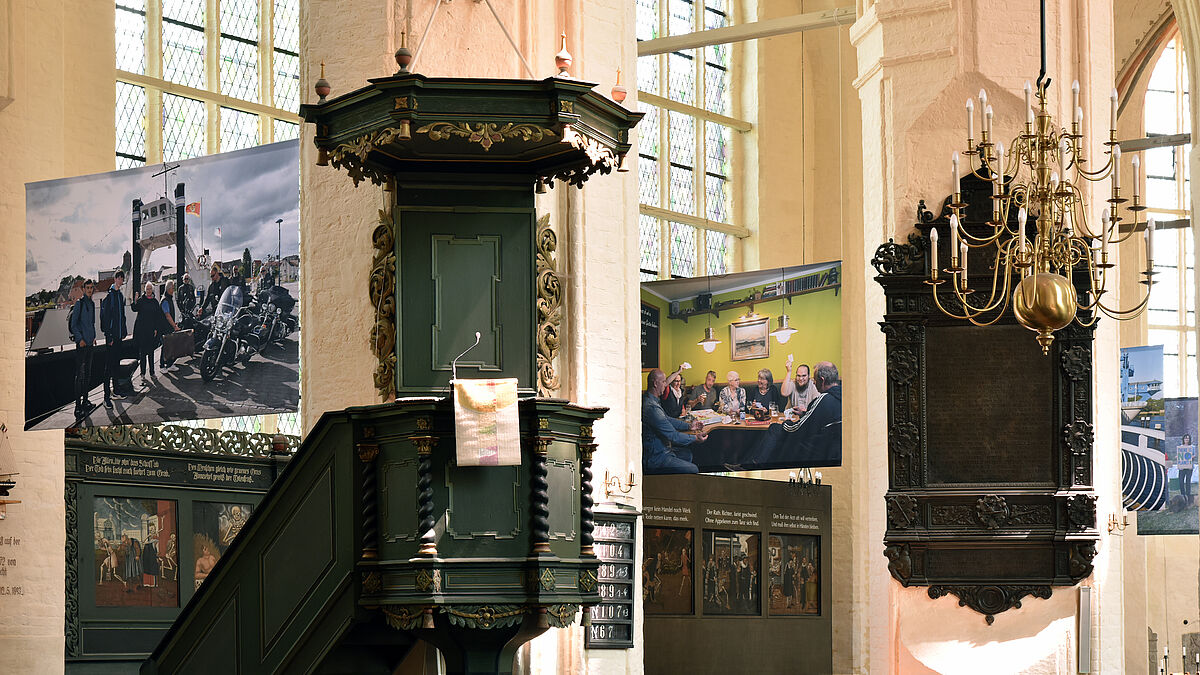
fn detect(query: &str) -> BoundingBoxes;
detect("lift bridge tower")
[131,181,208,296]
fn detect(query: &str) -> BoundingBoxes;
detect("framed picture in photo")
[730,317,770,361]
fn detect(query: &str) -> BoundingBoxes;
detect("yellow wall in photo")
[641,269,841,391]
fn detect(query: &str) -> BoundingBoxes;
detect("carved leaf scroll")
[370,207,398,400]
[535,214,562,396]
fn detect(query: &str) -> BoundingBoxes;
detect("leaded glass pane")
[706,121,729,177]
[221,37,261,103]
[1147,177,1178,210]
[669,221,697,277]
[163,23,206,88]
[1148,40,1177,92]
[637,54,659,95]
[117,156,147,170]
[274,0,300,53]
[706,230,732,274]
[669,166,696,216]
[1145,91,1178,135]
[704,59,729,115]
[274,120,299,141]
[221,0,259,41]
[639,155,660,206]
[706,175,729,222]
[163,0,204,25]
[636,0,659,41]
[640,214,662,278]
[668,51,696,105]
[704,1,729,29]
[222,416,264,433]
[668,111,695,167]
[116,81,148,162]
[162,93,207,161]
[274,51,300,111]
[221,107,260,151]
[640,105,660,158]
[668,0,693,36]
[116,4,146,74]
[276,412,302,436]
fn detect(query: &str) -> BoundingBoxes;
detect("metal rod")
[482,0,535,78]
[409,0,447,73]
[451,331,482,382]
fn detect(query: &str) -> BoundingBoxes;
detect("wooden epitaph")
[872,170,1100,624]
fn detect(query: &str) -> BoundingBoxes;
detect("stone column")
[850,1,1120,671]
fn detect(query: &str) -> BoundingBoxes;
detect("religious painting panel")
[700,529,759,616]
[767,533,820,616]
[92,496,178,608]
[192,501,254,589]
[642,526,693,615]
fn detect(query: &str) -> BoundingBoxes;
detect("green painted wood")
[174,597,238,675]
[396,183,535,395]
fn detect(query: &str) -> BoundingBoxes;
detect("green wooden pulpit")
[142,66,640,675]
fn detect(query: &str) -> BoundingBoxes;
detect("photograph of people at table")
[640,262,843,474]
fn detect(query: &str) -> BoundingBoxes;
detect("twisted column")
[531,436,552,554]
[357,428,381,560]
[578,425,596,557]
[413,435,439,557]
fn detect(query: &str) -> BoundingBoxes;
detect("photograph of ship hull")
[643,527,694,615]
[701,530,760,616]
[24,141,300,430]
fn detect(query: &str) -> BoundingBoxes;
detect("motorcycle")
[199,285,265,381]
[257,284,297,345]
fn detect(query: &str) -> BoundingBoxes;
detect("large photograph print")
[25,141,300,430]
[640,262,842,474]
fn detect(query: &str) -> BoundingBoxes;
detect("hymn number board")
[587,514,637,649]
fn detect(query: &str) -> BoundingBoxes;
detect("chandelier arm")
[1074,312,1100,327]
[930,283,983,321]
[1074,151,1115,179]
[1095,287,1153,318]
[959,227,1006,245]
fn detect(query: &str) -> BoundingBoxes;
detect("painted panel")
[380,458,419,542]
[261,467,334,649]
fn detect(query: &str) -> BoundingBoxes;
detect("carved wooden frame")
[873,189,1099,624]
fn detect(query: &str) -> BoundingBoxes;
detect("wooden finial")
[555,33,572,77]
[320,61,326,79]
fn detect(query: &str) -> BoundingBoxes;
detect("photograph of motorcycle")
[196,278,297,382]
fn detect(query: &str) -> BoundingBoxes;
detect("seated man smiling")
[643,368,707,474]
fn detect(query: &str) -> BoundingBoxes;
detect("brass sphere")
[1012,272,1077,354]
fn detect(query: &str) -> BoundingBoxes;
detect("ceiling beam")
[1117,133,1191,152]
[636,6,856,57]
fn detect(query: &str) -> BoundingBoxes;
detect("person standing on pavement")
[159,280,181,372]
[68,279,97,418]
[132,282,167,385]
[100,270,129,409]
[177,274,196,319]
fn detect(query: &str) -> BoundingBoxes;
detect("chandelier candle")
[929,227,939,280]
[927,73,1155,353]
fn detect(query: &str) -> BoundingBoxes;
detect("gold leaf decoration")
[535,214,562,396]
[370,206,397,400]
[415,122,556,151]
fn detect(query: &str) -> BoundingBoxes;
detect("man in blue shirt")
[643,368,707,474]
[100,270,129,408]
[68,280,97,418]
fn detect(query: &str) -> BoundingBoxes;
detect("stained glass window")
[116,82,148,168]
[162,93,206,160]
[113,0,302,436]
[220,37,261,103]
[636,0,742,279]
[274,120,299,142]
[114,0,300,167]
[221,107,260,151]
[1144,37,1195,396]
[116,1,147,74]
[162,21,206,88]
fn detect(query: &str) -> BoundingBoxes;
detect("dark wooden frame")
[872,171,1099,624]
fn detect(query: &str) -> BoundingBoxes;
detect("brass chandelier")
[927,3,1154,354]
